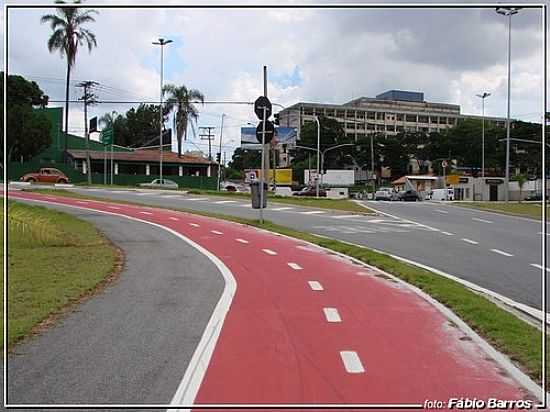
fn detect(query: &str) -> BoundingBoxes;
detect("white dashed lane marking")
[472,217,493,224]
[435,209,448,214]
[301,210,326,215]
[271,207,294,211]
[323,308,342,323]
[169,217,180,221]
[530,264,550,272]
[441,231,454,236]
[340,351,365,374]
[262,249,277,256]
[236,238,249,244]
[187,198,208,201]
[139,211,153,215]
[461,238,479,245]
[211,230,223,235]
[214,200,237,204]
[76,201,89,204]
[490,249,513,257]
[108,206,121,210]
[308,281,324,291]
[288,262,303,270]
[189,223,200,228]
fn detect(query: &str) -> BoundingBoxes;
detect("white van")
[429,188,454,201]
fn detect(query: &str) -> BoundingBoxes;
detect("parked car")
[525,193,543,201]
[375,187,398,201]
[398,189,420,201]
[429,188,455,201]
[293,187,327,197]
[138,179,179,190]
[20,168,69,184]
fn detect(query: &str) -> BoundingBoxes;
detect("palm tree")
[41,0,98,158]
[162,84,205,157]
[99,110,117,129]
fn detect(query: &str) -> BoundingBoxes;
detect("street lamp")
[153,37,172,183]
[476,92,491,180]
[314,115,321,197]
[496,7,520,202]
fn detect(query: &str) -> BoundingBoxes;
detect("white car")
[375,187,398,201]
[138,179,179,190]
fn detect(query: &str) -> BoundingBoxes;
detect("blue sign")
[241,126,297,150]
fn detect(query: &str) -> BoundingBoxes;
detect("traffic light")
[274,113,280,126]
[216,152,221,163]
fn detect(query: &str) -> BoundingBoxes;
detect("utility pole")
[153,38,172,183]
[199,126,216,161]
[217,114,225,191]
[77,81,98,185]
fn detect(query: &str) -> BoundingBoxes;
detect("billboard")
[245,168,293,185]
[241,127,297,150]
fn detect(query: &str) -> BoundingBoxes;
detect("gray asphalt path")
[62,187,546,311]
[3,202,224,406]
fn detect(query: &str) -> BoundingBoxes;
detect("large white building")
[277,90,507,141]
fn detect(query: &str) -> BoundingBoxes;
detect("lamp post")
[153,37,172,183]
[496,7,520,203]
[314,115,321,197]
[476,92,491,180]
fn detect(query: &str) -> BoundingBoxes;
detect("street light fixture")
[476,92,491,180]
[496,7,521,202]
[152,37,172,183]
[313,116,321,197]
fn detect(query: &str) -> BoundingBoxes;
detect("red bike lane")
[6,190,536,408]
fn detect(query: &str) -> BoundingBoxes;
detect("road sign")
[254,96,272,120]
[441,160,448,168]
[89,117,98,133]
[256,121,275,143]
[100,128,113,145]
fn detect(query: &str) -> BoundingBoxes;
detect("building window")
[406,114,417,122]
[396,125,404,132]
[396,114,404,122]
[336,110,345,118]
[367,111,375,119]
[357,123,365,130]
[430,117,439,124]
[304,108,313,116]
[376,112,385,120]
[418,115,428,123]
[367,123,375,130]
[346,111,356,119]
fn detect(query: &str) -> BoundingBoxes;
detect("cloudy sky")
[2,1,547,160]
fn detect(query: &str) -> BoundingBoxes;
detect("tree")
[228,147,261,171]
[99,110,117,129]
[41,0,98,155]
[512,174,528,202]
[1,73,52,162]
[162,83,205,157]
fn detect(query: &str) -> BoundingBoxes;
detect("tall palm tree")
[162,84,205,157]
[41,0,98,158]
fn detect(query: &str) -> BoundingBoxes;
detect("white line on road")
[435,209,448,214]
[162,195,181,198]
[340,351,365,374]
[301,210,326,215]
[239,204,252,208]
[356,271,370,276]
[235,238,249,244]
[271,207,294,211]
[214,200,237,204]
[472,217,493,224]
[441,231,454,236]
[187,198,208,201]
[530,264,550,272]
[189,223,200,227]
[108,206,121,210]
[288,262,303,270]
[461,238,479,245]
[323,308,342,323]
[490,249,513,257]
[308,280,324,291]
[211,230,223,235]
[262,249,277,256]
[136,192,155,196]
[139,211,153,215]
[331,215,359,219]
[76,201,89,204]
[169,217,180,221]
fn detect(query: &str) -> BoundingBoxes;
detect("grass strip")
[456,202,548,220]
[2,199,119,348]
[24,188,547,384]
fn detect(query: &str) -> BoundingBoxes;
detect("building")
[277,90,507,141]
[8,107,218,189]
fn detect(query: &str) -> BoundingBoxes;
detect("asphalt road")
[61,187,547,312]
[5,191,538,405]
[2,202,224,406]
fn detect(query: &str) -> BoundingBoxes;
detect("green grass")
[457,202,549,220]
[2,200,118,348]
[25,188,547,384]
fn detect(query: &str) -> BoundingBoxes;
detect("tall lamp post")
[314,115,321,198]
[476,92,491,180]
[496,6,520,203]
[153,37,172,183]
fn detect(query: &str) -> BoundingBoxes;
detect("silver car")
[138,178,179,190]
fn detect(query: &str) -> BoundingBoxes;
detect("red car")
[20,168,70,184]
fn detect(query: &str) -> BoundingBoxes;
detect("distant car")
[293,187,327,197]
[375,187,398,201]
[398,189,420,202]
[138,179,179,190]
[20,168,69,184]
[525,193,543,201]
